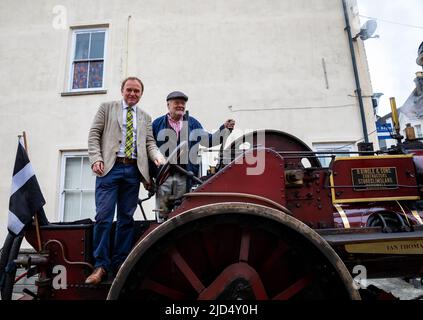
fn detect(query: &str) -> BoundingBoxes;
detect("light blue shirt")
[117,100,137,159]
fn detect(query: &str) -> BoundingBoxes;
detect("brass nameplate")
[352,167,398,190]
[345,240,423,255]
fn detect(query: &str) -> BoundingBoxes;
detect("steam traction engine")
[2,127,423,300]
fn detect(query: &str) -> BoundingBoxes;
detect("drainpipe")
[124,15,132,77]
[341,0,369,143]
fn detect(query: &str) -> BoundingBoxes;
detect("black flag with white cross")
[7,137,47,236]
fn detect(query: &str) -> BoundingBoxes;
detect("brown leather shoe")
[85,267,106,285]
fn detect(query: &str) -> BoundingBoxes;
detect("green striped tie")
[125,107,134,158]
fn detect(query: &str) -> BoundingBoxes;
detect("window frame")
[68,27,108,92]
[59,151,96,222]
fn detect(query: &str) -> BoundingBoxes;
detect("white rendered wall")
[0,0,377,244]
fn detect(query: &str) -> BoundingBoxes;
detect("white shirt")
[117,100,137,159]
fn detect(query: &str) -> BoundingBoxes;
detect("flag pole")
[21,131,42,252]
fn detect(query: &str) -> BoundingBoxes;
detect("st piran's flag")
[7,137,48,236]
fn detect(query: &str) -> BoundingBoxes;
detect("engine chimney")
[417,41,423,68]
[405,123,416,141]
[415,71,423,96]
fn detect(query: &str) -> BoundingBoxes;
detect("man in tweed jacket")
[86,76,164,284]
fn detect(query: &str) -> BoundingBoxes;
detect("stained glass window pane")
[74,33,90,60]
[90,32,105,59]
[88,61,104,88]
[72,62,88,89]
[71,29,106,91]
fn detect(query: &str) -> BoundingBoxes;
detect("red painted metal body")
[25,224,109,300]
[170,149,287,215]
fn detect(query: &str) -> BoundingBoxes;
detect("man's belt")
[116,157,137,165]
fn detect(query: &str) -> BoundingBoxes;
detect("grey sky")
[357,0,423,116]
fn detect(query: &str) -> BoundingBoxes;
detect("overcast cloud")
[357,0,423,116]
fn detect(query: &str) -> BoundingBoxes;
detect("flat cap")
[166,91,188,102]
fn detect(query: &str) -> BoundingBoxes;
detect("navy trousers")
[92,162,141,272]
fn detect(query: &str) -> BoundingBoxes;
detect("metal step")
[319,228,423,245]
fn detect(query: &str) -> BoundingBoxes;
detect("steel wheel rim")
[108,203,360,300]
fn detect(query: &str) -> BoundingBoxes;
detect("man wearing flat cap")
[152,91,235,222]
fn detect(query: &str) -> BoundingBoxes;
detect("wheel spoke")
[141,278,187,299]
[200,228,219,271]
[169,248,205,293]
[239,229,251,262]
[198,262,268,300]
[272,274,313,300]
[259,240,289,273]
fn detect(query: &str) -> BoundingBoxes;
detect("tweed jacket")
[88,100,161,181]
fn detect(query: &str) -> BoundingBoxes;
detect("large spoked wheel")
[156,141,189,186]
[108,203,359,300]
